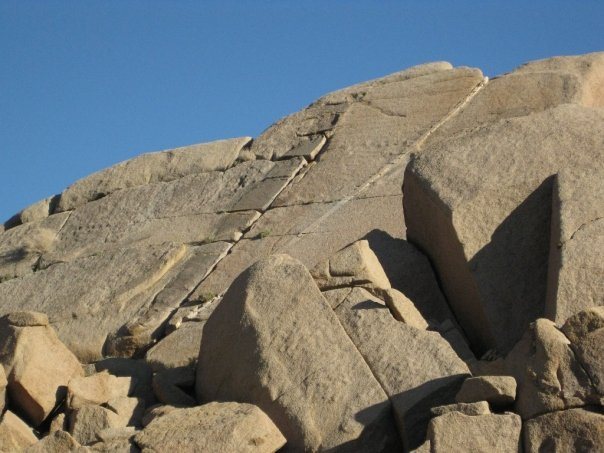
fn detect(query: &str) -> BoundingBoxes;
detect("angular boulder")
[0,312,83,426]
[455,376,516,406]
[504,319,596,419]
[197,254,400,451]
[67,371,131,410]
[404,53,604,354]
[332,286,469,449]
[135,402,286,453]
[0,411,38,451]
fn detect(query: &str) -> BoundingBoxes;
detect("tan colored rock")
[145,321,203,372]
[455,376,516,406]
[273,67,484,207]
[164,300,217,334]
[197,255,400,452]
[310,239,391,291]
[56,136,252,212]
[504,318,596,419]
[0,312,84,426]
[546,168,604,324]
[0,411,38,451]
[280,135,326,160]
[69,405,123,446]
[0,242,227,362]
[573,328,604,395]
[141,405,176,428]
[333,286,469,449]
[135,402,285,453]
[0,365,6,414]
[523,407,604,453]
[47,161,271,263]
[49,413,67,434]
[67,371,131,410]
[94,358,155,408]
[105,397,145,427]
[428,412,521,453]
[0,212,69,281]
[430,401,490,417]
[18,196,59,225]
[152,366,196,407]
[561,306,604,344]
[380,288,429,329]
[405,103,604,354]
[25,430,83,453]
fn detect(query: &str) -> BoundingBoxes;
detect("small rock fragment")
[311,240,391,291]
[455,376,517,406]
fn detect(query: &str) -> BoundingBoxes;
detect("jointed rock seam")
[0,53,602,452]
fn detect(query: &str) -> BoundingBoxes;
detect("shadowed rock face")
[0,53,602,452]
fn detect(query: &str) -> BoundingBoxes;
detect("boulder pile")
[0,52,602,452]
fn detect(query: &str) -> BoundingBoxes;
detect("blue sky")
[1,1,603,222]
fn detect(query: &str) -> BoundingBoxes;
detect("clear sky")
[1,1,603,222]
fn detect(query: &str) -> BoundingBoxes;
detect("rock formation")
[0,52,602,452]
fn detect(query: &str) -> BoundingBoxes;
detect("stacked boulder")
[0,52,602,451]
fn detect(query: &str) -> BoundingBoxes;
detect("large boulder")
[523,407,604,453]
[503,319,597,419]
[330,286,469,449]
[196,254,401,452]
[0,411,38,451]
[135,402,286,452]
[404,53,604,355]
[0,312,83,426]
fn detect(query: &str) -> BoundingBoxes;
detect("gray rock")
[197,255,400,452]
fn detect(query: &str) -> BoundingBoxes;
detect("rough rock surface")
[523,407,604,453]
[428,412,522,453]
[135,402,286,452]
[455,376,517,406]
[0,411,38,451]
[197,255,400,451]
[404,52,604,355]
[0,53,602,451]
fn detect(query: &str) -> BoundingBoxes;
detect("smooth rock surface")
[0,313,83,425]
[145,321,203,372]
[135,402,286,453]
[405,103,604,355]
[67,371,132,410]
[197,255,400,452]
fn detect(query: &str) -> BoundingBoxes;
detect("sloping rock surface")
[0,52,602,451]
